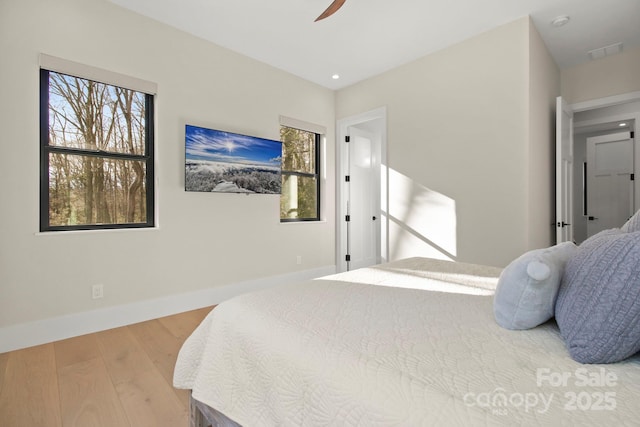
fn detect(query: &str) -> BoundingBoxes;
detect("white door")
[556,96,574,243]
[336,108,387,273]
[586,132,634,236]
[344,127,380,271]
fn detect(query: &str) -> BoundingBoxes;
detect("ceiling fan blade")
[315,0,346,22]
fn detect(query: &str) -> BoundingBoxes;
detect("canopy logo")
[463,368,618,415]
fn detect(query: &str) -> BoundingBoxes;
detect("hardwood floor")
[0,306,213,427]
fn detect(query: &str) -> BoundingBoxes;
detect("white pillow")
[494,242,577,330]
[621,209,640,233]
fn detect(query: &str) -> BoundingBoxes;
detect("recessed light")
[619,122,627,127]
[332,74,340,80]
[551,15,570,27]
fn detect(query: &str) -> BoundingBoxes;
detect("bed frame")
[190,393,241,427]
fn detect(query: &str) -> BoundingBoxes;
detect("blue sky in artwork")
[185,125,282,167]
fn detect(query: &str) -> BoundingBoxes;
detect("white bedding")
[174,257,640,426]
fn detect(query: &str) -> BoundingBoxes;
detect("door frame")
[557,91,640,243]
[336,107,388,272]
[556,96,574,243]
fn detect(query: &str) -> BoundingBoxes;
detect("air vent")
[588,43,623,60]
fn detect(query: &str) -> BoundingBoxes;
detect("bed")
[174,257,640,426]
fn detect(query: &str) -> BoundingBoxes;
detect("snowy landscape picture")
[185,124,282,194]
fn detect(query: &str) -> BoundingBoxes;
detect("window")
[40,68,154,231]
[280,126,320,221]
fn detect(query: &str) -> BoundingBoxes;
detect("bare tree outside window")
[40,70,154,231]
[280,126,320,221]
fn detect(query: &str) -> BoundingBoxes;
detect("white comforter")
[174,257,640,426]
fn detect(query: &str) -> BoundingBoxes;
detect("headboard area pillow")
[494,241,577,330]
[555,229,640,364]
[621,209,640,233]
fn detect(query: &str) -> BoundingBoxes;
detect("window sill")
[279,220,327,225]
[35,226,160,236]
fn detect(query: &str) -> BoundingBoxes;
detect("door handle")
[557,221,571,227]
[372,216,377,221]
[588,216,598,221]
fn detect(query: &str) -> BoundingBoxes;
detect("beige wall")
[0,0,335,329]
[337,17,558,267]
[561,46,640,104]
[527,20,561,249]
[0,0,569,344]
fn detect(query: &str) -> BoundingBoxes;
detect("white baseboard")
[0,265,336,353]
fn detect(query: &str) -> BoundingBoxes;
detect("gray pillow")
[555,230,640,364]
[621,209,640,232]
[494,242,577,330]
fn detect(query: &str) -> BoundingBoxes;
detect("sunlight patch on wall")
[386,169,457,261]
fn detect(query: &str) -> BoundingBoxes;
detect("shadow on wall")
[384,168,457,261]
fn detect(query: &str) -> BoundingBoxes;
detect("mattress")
[174,257,640,426]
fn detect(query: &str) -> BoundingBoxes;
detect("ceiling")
[108,0,640,90]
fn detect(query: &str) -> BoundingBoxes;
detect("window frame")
[280,127,321,222]
[39,68,155,232]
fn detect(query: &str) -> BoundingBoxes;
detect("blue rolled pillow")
[555,229,640,364]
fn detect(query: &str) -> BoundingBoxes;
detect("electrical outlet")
[296,255,302,265]
[92,284,103,299]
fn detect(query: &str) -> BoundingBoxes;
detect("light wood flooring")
[0,306,214,427]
